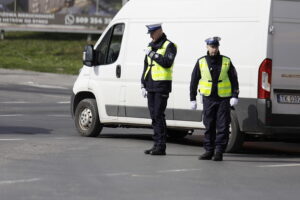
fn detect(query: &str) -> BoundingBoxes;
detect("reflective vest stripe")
[198,57,232,97]
[218,57,232,97]
[198,58,213,96]
[144,40,174,81]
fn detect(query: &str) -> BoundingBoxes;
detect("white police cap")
[146,23,162,34]
[205,36,221,46]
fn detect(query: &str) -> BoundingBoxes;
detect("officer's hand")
[141,88,147,98]
[190,101,197,110]
[143,49,155,58]
[144,48,151,55]
[230,97,238,107]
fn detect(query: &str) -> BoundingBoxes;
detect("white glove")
[144,48,156,58]
[230,97,238,107]
[141,88,147,98]
[190,100,197,110]
[143,48,151,55]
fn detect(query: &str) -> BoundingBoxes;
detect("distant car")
[65,0,75,7]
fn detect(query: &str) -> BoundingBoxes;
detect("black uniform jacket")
[190,52,239,101]
[141,33,177,93]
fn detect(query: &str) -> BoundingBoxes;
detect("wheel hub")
[79,108,93,130]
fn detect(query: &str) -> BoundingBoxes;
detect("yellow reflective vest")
[198,56,232,97]
[144,40,174,81]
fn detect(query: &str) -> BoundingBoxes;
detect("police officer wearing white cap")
[189,37,239,161]
[141,23,177,155]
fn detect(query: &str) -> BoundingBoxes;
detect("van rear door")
[271,0,300,115]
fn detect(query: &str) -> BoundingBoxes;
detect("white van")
[71,0,300,152]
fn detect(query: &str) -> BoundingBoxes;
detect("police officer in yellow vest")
[141,23,177,155]
[190,37,239,161]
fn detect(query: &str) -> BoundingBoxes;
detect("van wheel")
[167,129,188,139]
[74,98,102,137]
[226,111,244,153]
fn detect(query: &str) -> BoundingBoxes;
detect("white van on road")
[71,0,300,152]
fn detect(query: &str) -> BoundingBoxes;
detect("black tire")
[226,111,244,153]
[74,98,102,137]
[167,129,189,139]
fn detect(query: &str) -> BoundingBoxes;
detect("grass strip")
[0,31,98,74]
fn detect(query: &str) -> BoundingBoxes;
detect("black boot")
[151,145,166,156]
[144,145,156,154]
[213,152,223,161]
[198,151,214,160]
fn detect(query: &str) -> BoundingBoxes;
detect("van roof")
[114,0,272,22]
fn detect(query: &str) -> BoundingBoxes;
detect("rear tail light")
[258,58,272,99]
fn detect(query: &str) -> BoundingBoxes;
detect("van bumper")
[262,126,300,136]
[261,114,300,137]
[70,92,75,119]
[258,99,300,136]
[235,98,300,138]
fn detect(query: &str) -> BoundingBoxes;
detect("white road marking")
[103,168,205,178]
[0,101,69,104]
[158,168,202,173]
[47,115,70,117]
[105,172,130,176]
[25,81,68,89]
[131,174,158,178]
[258,164,300,168]
[105,173,157,178]
[104,168,204,177]
[0,178,41,185]
[0,114,70,117]
[42,94,70,99]
[0,139,25,141]
[55,137,68,140]
[57,101,70,104]
[0,114,23,117]
[0,101,28,104]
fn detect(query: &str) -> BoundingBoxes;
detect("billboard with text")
[0,0,123,33]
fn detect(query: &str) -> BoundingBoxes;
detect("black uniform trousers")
[147,92,169,147]
[203,96,231,153]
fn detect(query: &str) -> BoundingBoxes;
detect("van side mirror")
[83,45,95,67]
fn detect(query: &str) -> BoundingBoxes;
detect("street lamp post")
[96,0,99,14]
[14,0,17,12]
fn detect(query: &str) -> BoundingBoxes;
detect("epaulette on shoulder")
[221,55,231,60]
[198,56,206,61]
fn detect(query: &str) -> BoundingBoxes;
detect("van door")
[271,1,300,115]
[89,23,126,119]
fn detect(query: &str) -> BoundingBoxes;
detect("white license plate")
[277,94,300,104]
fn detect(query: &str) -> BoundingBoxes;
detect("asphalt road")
[0,69,300,200]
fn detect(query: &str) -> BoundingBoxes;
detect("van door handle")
[116,65,121,78]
